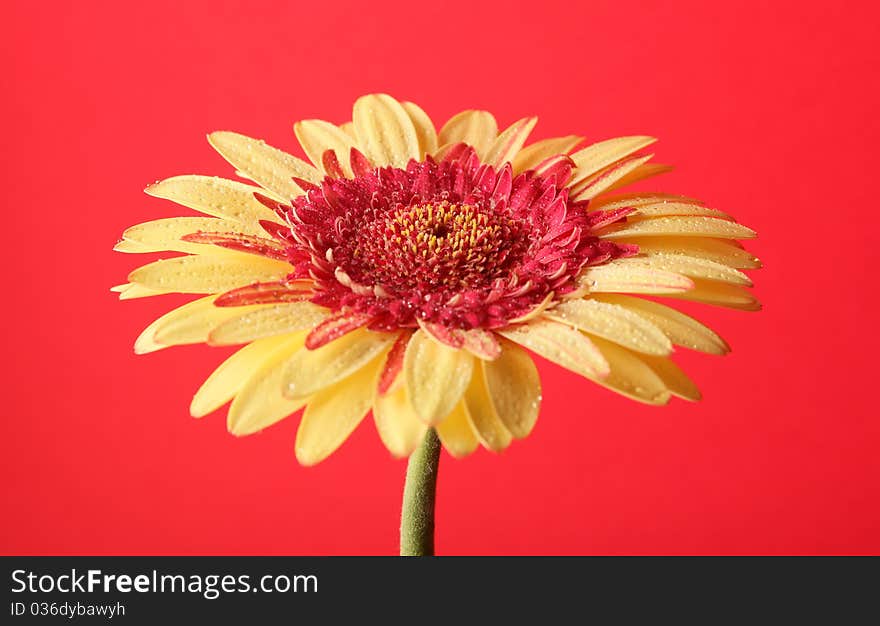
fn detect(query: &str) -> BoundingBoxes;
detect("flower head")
[115,94,759,464]
[276,146,636,333]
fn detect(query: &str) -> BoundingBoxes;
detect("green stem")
[400,428,441,556]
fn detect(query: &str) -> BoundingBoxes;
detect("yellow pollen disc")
[344,200,524,291]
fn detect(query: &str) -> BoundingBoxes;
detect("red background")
[3,0,878,555]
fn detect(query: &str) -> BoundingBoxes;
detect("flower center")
[281,147,636,330]
[345,201,524,293]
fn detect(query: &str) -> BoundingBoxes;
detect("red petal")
[509,175,542,211]
[350,148,374,178]
[492,164,513,202]
[437,142,469,163]
[418,319,464,349]
[253,192,290,219]
[214,280,312,307]
[417,320,501,360]
[305,312,374,349]
[321,149,345,179]
[587,207,635,230]
[259,219,292,242]
[292,177,320,194]
[534,155,574,187]
[475,164,497,195]
[377,331,411,395]
[180,231,289,260]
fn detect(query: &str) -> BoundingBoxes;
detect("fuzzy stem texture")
[400,429,441,556]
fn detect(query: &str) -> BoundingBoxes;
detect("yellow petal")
[435,403,480,458]
[578,259,694,294]
[437,110,498,158]
[544,299,672,355]
[591,195,731,220]
[512,135,583,174]
[401,101,439,157]
[640,354,701,401]
[592,192,703,209]
[568,136,656,187]
[483,117,538,167]
[598,163,673,196]
[144,175,282,224]
[113,240,157,253]
[133,295,227,354]
[599,216,757,240]
[283,328,397,399]
[508,292,555,324]
[372,385,428,458]
[629,253,753,285]
[586,336,670,405]
[206,131,320,200]
[132,299,200,355]
[481,339,541,438]
[404,329,474,425]
[615,236,761,269]
[152,298,264,347]
[352,94,420,168]
[630,203,732,220]
[415,319,501,360]
[572,154,654,200]
[592,294,729,355]
[293,119,356,175]
[227,333,308,436]
[121,217,266,254]
[461,328,502,360]
[295,356,383,465]
[190,334,296,417]
[339,121,356,138]
[207,302,329,346]
[498,319,609,378]
[114,283,172,300]
[128,254,292,294]
[662,279,761,311]
[463,363,512,452]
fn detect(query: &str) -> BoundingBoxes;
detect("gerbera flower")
[114,93,759,469]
